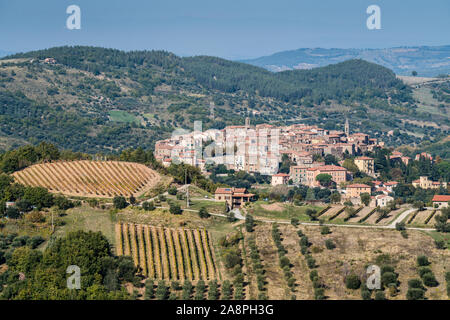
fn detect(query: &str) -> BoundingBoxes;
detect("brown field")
[412,210,435,225]
[253,223,450,300]
[261,203,284,212]
[12,160,160,198]
[321,205,345,219]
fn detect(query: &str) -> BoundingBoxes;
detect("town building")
[374,194,394,207]
[412,176,447,189]
[271,173,290,186]
[346,184,372,198]
[354,156,375,176]
[306,165,348,187]
[214,187,256,209]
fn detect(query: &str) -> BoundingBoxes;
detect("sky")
[0,0,449,59]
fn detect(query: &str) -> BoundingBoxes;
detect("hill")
[241,45,450,77]
[0,46,448,155]
[12,160,161,198]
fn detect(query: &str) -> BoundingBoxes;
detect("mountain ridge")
[241,45,450,77]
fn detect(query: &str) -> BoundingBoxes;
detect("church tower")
[345,118,349,136]
[245,117,250,128]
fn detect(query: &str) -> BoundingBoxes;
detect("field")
[12,160,161,198]
[116,223,219,281]
[247,201,324,221]
[108,110,139,123]
[250,223,450,300]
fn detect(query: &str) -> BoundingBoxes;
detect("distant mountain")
[0,51,14,58]
[241,46,450,77]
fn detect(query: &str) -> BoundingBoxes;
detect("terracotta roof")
[355,156,373,160]
[307,165,347,172]
[384,181,398,186]
[432,195,450,202]
[273,173,290,177]
[346,184,371,188]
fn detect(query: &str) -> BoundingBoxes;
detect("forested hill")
[9,47,408,104]
[0,46,448,155]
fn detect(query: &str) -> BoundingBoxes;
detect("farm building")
[432,195,450,208]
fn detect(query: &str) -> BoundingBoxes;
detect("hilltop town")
[155,118,448,210]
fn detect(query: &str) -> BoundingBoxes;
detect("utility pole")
[185,168,189,208]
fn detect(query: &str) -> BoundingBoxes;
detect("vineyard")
[115,223,219,281]
[12,160,160,198]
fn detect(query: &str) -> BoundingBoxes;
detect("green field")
[108,110,139,123]
[54,205,116,246]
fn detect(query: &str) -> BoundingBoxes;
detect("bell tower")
[345,118,349,137]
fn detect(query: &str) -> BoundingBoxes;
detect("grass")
[247,200,324,221]
[54,204,116,245]
[108,110,139,123]
[423,230,450,249]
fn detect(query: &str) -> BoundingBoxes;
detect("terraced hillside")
[12,160,160,198]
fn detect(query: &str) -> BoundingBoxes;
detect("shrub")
[434,239,446,249]
[417,255,430,266]
[221,280,232,300]
[142,201,155,211]
[320,226,331,235]
[422,273,439,287]
[25,211,44,223]
[279,256,290,268]
[314,287,325,300]
[381,265,395,274]
[406,288,425,300]
[310,270,319,282]
[374,291,386,300]
[418,267,432,278]
[113,196,128,209]
[325,239,336,250]
[291,217,299,227]
[199,207,210,219]
[361,288,372,300]
[381,272,398,287]
[408,279,423,289]
[296,230,304,237]
[168,186,178,195]
[306,256,316,269]
[395,221,406,231]
[345,274,361,290]
[169,203,182,215]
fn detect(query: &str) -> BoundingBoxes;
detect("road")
[140,185,436,232]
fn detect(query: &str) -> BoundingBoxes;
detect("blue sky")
[0,0,449,59]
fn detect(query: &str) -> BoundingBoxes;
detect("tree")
[407,288,425,300]
[142,201,155,211]
[169,203,182,215]
[417,255,430,267]
[413,201,425,211]
[306,208,318,221]
[168,186,178,195]
[316,174,333,187]
[360,193,371,206]
[113,196,128,209]
[199,207,210,219]
[129,195,136,205]
[412,70,418,77]
[245,214,254,232]
[345,274,361,289]
[330,192,341,204]
[6,206,21,219]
